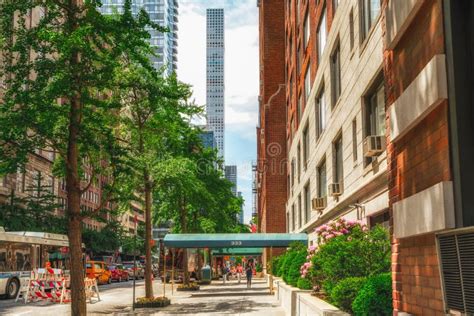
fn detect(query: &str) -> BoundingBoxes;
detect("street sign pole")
[132,215,138,311]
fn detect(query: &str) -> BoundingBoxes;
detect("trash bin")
[201,265,211,283]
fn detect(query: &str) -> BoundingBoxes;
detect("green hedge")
[271,256,282,276]
[330,277,367,313]
[296,277,312,290]
[286,248,307,287]
[352,273,392,316]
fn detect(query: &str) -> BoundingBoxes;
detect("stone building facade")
[285,0,389,245]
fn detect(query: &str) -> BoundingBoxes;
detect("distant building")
[99,0,178,75]
[237,191,244,224]
[225,165,237,196]
[206,8,225,160]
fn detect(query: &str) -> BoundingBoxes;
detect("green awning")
[211,247,263,256]
[162,233,307,248]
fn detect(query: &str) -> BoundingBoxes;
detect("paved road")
[0,278,285,316]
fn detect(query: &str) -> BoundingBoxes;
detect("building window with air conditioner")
[314,158,327,211]
[363,76,386,166]
[330,135,343,197]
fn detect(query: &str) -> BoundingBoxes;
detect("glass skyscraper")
[206,8,225,160]
[99,0,178,75]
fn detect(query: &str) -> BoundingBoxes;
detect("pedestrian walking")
[245,260,253,288]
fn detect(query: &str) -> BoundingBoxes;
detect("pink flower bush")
[314,217,367,243]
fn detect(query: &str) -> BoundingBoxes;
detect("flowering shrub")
[309,223,390,298]
[314,218,368,243]
[300,245,317,279]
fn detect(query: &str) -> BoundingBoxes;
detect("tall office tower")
[206,8,225,160]
[224,165,237,196]
[99,0,178,75]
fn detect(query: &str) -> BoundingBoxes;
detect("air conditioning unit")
[312,197,327,211]
[363,135,386,157]
[328,183,343,197]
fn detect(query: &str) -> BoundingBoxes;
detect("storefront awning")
[211,247,263,256]
[162,233,307,248]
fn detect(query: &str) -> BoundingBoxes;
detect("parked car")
[108,264,130,282]
[122,261,145,279]
[86,261,112,285]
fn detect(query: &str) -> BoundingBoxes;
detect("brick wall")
[257,0,287,239]
[383,0,449,314]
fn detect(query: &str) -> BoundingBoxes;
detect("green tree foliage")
[352,273,392,316]
[310,225,390,294]
[330,277,367,313]
[277,242,305,283]
[0,1,160,313]
[0,173,66,233]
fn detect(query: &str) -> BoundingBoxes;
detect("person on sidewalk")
[245,260,253,288]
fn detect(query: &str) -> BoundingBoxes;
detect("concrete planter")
[270,277,348,316]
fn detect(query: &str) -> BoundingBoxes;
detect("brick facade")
[383,0,450,314]
[257,0,287,244]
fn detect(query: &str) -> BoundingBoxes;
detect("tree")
[112,50,197,297]
[0,1,156,313]
[154,134,245,284]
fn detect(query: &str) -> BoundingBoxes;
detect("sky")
[177,0,259,224]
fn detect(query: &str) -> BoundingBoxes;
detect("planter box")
[176,286,200,291]
[134,298,170,308]
[297,293,348,316]
[272,279,348,316]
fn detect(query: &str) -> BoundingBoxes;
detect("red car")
[107,264,130,282]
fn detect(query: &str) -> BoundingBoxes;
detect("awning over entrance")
[211,247,263,256]
[162,233,307,248]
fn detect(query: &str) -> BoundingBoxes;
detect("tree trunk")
[67,96,86,315]
[144,176,153,298]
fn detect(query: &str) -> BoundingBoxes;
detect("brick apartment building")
[383,0,474,314]
[256,0,288,260]
[259,0,474,314]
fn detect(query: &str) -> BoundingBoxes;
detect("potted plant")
[255,263,263,278]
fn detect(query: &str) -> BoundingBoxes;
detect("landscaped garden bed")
[134,296,171,308]
[270,218,392,315]
[176,282,200,291]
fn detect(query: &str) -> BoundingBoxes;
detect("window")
[333,0,339,14]
[352,118,358,162]
[317,6,327,60]
[297,143,301,182]
[298,95,303,123]
[303,125,310,168]
[290,116,295,140]
[333,135,343,185]
[304,12,310,50]
[317,159,327,198]
[292,203,296,231]
[315,87,327,139]
[369,210,390,229]
[360,0,381,42]
[286,212,290,232]
[298,194,302,228]
[330,42,341,107]
[305,64,311,101]
[304,182,311,223]
[349,8,355,51]
[365,82,386,138]
[291,158,296,187]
